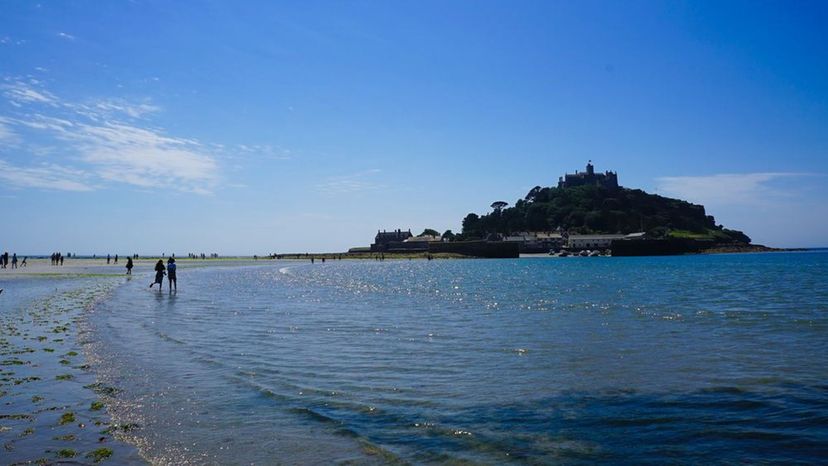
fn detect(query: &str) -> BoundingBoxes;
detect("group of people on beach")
[186,252,218,259]
[1,252,26,269]
[50,252,64,266]
[117,255,177,291]
[148,257,177,291]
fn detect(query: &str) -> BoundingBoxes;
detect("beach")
[0,259,262,465]
[3,253,828,464]
[1,268,141,464]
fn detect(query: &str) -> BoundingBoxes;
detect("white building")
[567,232,646,250]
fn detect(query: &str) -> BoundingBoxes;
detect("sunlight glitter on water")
[86,252,828,464]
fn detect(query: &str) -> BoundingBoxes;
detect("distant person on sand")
[21,257,27,267]
[125,257,133,275]
[107,254,111,264]
[11,253,17,269]
[149,259,165,290]
[115,254,118,264]
[167,257,177,291]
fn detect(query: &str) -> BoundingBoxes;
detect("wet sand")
[0,258,264,277]
[0,259,266,464]
[0,274,145,464]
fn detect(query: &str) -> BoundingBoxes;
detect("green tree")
[490,201,509,213]
[462,213,481,237]
[459,183,750,244]
[524,186,542,202]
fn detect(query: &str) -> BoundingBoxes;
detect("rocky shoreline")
[699,244,807,254]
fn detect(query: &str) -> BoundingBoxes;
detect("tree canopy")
[490,201,509,212]
[460,185,751,243]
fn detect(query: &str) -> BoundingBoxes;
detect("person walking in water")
[125,257,134,275]
[167,257,177,291]
[149,259,165,290]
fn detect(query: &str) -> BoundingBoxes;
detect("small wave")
[289,406,342,425]
[154,331,186,345]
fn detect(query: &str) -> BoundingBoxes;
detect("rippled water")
[88,252,828,464]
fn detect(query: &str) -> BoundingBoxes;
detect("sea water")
[88,252,828,464]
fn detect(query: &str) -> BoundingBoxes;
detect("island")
[344,163,779,258]
[455,162,771,256]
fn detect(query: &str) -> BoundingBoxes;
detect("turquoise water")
[89,252,828,464]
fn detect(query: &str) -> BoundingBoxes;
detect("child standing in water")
[149,259,165,290]
[167,257,177,291]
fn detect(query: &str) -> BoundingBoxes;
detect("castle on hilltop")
[558,161,619,189]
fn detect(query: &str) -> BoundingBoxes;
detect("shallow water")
[89,252,828,464]
[0,276,142,464]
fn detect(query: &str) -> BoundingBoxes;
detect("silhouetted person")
[114,254,118,264]
[11,253,17,269]
[21,257,27,267]
[125,257,133,275]
[149,259,165,290]
[167,257,177,291]
[60,255,64,265]
[107,254,111,264]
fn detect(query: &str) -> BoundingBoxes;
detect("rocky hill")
[459,185,751,244]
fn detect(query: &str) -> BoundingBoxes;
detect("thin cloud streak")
[0,117,17,142]
[2,80,58,105]
[316,169,385,195]
[83,98,160,119]
[655,172,811,205]
[0,160,93,191]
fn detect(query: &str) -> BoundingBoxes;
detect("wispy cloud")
[316,169,386,195]
[2,79,58,105]
[81,98,160,119]
[56,32,76,41]
[232,143,292,161]
[655,172,811,205]
[1,79,219,193]
[0,160,93,191]
[0,117,17,142]
[75,122,217,193]
[0,36,26,46]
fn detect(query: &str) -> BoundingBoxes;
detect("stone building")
[558,161,619,189]
[370,229,414,252]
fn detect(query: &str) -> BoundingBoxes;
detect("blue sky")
[1,0,826,254]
